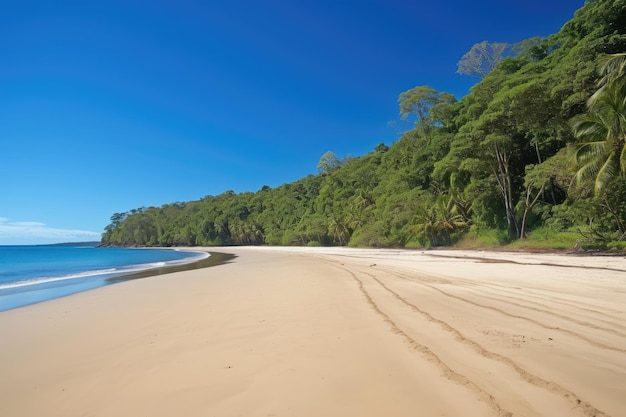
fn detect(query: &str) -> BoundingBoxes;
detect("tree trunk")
[494,143,520,238]
[520,183,545,239]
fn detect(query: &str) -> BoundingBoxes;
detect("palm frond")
[597,53,626,87]
[572,114,608,143]
[576,158,603,183]
[575,142,609,187]
[595,154,620,194]
[575,141,607,165]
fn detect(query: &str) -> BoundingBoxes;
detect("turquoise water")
[0,244,207,311]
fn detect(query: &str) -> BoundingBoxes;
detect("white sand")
[0,247,624,417]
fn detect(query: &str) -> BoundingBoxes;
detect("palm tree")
[328,217,350,246]
[572,75,626,195]
[411,196,469,246]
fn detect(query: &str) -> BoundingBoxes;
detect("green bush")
[455,226,510,248]
[349,222,389,247]
[513,226,579,249]
[606,241,626,251]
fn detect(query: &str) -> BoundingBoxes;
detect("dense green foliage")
[102,0,626,249]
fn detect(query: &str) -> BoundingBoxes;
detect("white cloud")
[0,218,101,245]
[10,221,47,227]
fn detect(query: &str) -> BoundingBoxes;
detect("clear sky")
[1,0,586,245]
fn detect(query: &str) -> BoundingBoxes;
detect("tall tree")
[398,86,456,138]
[317,151,342,174]
[457,41,510,79]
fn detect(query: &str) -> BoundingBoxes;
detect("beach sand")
[0,247,624,417]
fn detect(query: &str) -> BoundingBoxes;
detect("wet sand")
[0,247,624,417]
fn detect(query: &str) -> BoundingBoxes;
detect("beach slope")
[0,247,624,417]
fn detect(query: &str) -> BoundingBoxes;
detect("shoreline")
[1,247,624,416]
[0,247,228,313]
[105,250,237,282]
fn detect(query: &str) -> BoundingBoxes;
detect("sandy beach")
[0,247,624,417]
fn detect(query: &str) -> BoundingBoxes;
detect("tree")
[457,74,526,238]
[410,195,469,246]
[328,217,350,245]
[374,142,389,153]
[457,41,510,79]
[572,74,626,195]
[317,151,342,174]
[488,132,521,237]
[519,166,546,239]
[398,86,456,138]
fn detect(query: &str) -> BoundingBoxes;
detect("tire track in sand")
[352,265,610,417]
[387,267,626,354]
[463,284,626,323]
[328,262,514,417]
[389,262,625,317]
[459,287,626,339]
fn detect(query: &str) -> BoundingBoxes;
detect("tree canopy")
[456,41,510,78]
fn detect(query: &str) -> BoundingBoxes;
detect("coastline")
[0,247,624,417]
[0,246,220,312]
[105,250,236,282]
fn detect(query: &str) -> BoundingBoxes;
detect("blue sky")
[1,0,586,244]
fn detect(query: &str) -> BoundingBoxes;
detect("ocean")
[0,244,208,312]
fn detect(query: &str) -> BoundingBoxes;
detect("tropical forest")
[101,0,626,251]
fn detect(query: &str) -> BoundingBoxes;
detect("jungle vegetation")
[102,0,626,250]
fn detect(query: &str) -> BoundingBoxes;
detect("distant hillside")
[102,0,626,251]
